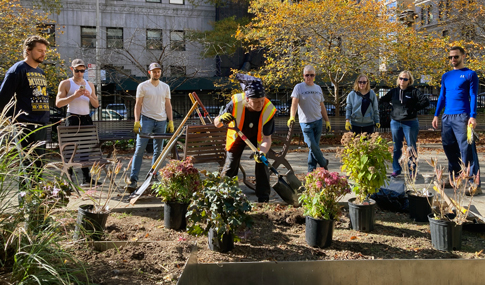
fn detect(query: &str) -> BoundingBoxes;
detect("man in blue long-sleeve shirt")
[432,46,481,195]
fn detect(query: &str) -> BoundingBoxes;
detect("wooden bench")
[177,124,227,166]
[94,120,136,157]
[45,125,114,189]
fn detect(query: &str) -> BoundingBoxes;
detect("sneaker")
[391,171,401,178]
[125,182,137,194]
[465,186,482,196]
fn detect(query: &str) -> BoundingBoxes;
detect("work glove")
[376,123,381,129]
[219,113,235,124]
[325,121,331,132]
[133,121,141,134]
[167,120,174,133]
[467,123,479,144]
[253,151,266,164]
[345,121,352,131]
[287,116,295,128]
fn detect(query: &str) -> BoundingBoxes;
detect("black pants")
[351,124,374,135]
[65,113,93,181]
[222,139,271,201]
[19,123,47,189]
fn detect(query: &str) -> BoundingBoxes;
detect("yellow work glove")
[467,123,479,144]
[133,121,141,134]
[219,113,235,124]
[345,121,352,131]
[287,116,295,128]
[325,121,331,132]
[167,120,174,133]
[253,151,265,164]
[376,123,381,129]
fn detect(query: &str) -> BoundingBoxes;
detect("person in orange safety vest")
[214,74,277,202]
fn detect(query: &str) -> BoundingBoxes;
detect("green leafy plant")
[152,157,202,203]
[186,171,252,242]
[299,168,350,220]
[338,132,391,203]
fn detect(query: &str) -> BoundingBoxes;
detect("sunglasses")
[304,74,315,77]
[358,81,368,84]
[74,69,86,73]
[448,55,460,60]
[399,77,409,81]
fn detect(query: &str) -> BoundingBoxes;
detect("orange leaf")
[350,236,357,240]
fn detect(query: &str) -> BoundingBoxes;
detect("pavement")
[61,143,485,221]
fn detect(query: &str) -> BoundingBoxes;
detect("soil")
[56,202,485,285]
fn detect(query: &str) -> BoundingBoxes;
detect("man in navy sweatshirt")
[432,46,481,195]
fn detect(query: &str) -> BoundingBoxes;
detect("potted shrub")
[299,168,350,248]
[427,160,474,251]
[401,148,434,222]
[186,171,252,253]
[74,159,130,240]
[152,157,202,230]
[339,132,391,232]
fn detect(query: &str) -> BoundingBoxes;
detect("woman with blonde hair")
[345,74,380,134]
[379,70,429,178]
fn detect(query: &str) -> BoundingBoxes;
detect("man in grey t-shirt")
[288,65,331,172]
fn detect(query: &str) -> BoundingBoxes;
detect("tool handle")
[189,92,205,125]
[149,102,199,172]
[192,92,213,124]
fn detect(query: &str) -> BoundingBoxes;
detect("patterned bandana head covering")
[236,73,265,98]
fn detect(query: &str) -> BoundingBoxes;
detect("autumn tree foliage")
[236,0,409,115]
[0,0,66,93]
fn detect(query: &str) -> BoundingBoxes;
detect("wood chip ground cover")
[56,203,485,284]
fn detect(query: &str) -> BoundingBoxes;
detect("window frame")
[169,0,184,4]
[107,27,124,49]
[81,26,97,48]
[170,30,185,51]
[146,29,163,50]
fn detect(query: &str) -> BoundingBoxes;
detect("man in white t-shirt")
[288,65,331,173]
[127,63,174,191]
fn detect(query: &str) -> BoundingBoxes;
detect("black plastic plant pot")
[428,213,463,251]
[305,216,334,248]
[348,197,376,232]
[408,191,434,222]
[74,204,110,241]
[164,202,189,230]
[208,228,234,253]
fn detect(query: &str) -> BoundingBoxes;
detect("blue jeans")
[130,115,167,183]
[300,118,327,172]
[442,114,481,186]
[390,119,419,174]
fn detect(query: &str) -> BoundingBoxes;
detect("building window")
[170,66,186,77]
[147,29,163,50]
[438,0,450,21]
[37,24,56,46]
[170,0,184,4]
[81,26,96,48]
[170,30,185,51]
[420,5,433,25]
[442,30,449,37]
[107,27,123,49]
[146,0,161,2]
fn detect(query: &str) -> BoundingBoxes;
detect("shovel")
[129,102,199,205]
[228,122,300,206]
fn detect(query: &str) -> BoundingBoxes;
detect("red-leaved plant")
[299,168,351,220]
[152,157,202,203]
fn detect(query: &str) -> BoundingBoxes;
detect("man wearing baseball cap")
[56,59,100,186]
[126,62,174,192]
[214,74,277,202]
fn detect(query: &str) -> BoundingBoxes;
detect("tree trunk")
[334,84,340,117]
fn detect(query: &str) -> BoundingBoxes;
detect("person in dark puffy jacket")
[380,71,429,178]
[345,74,380,134]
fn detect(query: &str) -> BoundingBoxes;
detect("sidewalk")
[65,143,485,219]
